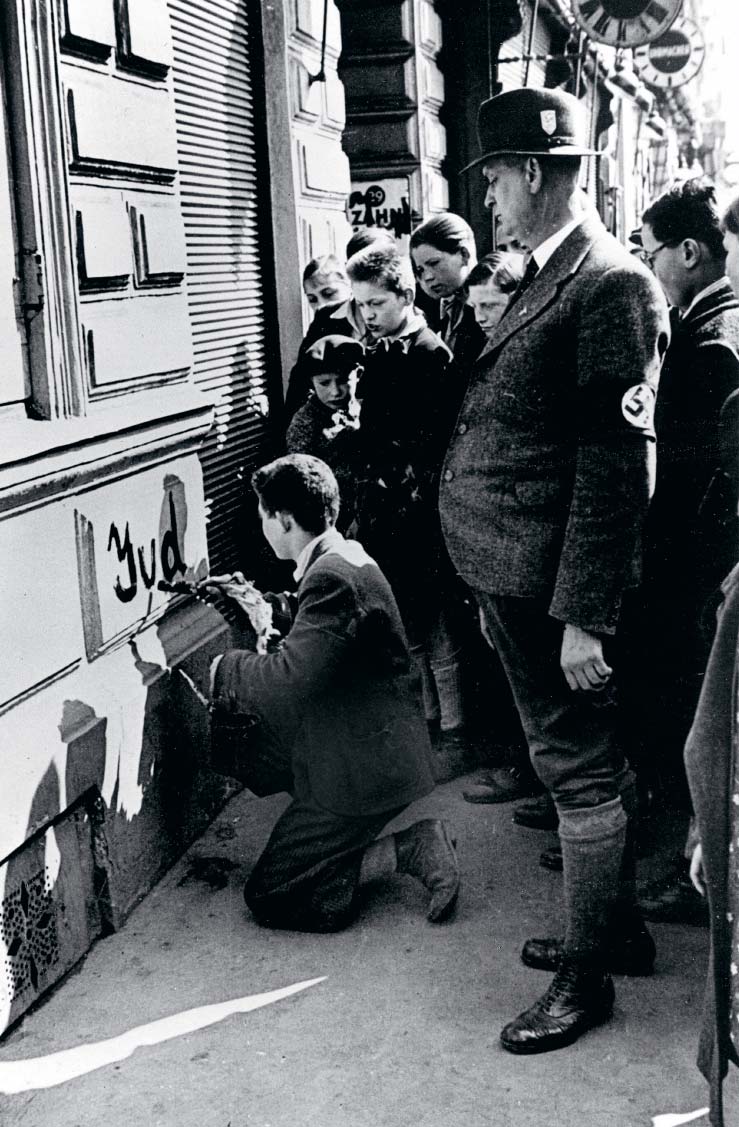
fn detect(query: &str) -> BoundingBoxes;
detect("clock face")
[633,17,705,89]
[572,0,683,48]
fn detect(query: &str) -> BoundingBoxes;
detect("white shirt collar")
[531,217,583,272]
[384,310,427,341]
[293,527,342,581]
[680,276,729,320]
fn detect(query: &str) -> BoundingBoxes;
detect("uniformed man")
[439,87,670,1053]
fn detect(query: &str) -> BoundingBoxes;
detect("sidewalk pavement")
[0,773,736,1127]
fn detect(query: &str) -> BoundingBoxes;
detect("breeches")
[245,798,404,932]
[474,592,632,810]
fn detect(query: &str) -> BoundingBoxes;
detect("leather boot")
[394,819,460,922]
[500,956,615,1054]
[638,868,709,926]
[463,765,542,805]
[521,924,656,976]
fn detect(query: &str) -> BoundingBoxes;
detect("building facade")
[0,0,349,1034]
[1,0,704,1033]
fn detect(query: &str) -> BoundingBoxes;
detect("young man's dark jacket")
[645,278,739,609]
[684,563,739,1127]
[212,529,434,816]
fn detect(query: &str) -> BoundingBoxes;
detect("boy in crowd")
[345,245,471,762]
[302,254,352,315]
[210,454,460,933]
[286,335,364,531]
[284,231,397,421]
[466,253,523,337]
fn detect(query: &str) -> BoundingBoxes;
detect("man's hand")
[689,842,706,897]
[200,573,279,652]
[479,606,495,650]
[560,624,613,692]
[200,571,253,601]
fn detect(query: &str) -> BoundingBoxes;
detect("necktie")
[502,256,539,317]
[439,295,463,346]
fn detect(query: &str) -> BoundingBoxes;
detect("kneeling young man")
[211,453,459,932]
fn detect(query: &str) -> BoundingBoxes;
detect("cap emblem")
[540,110,557,136]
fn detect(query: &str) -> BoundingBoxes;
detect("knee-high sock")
[431,650,465,732]
[611,778,643,928]
[410,647,440,724]
[559,796,628,961]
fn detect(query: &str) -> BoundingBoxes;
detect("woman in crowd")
[686,193,739,1126]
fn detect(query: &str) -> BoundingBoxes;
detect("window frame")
[1,0,86,421]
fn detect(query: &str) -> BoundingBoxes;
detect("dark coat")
[285,394,362,531]
[441,300,487,382]
[646,280,739,607]
[684,563,739,1127]
[439,215,670,635]
[213,531,434,817]
[355,323,457,638]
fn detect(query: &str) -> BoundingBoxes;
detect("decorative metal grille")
[1,868,60,1006]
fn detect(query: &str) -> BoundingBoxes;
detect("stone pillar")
[339,0,448,249]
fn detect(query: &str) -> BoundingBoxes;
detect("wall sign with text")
[75,456,209,658]
[348,180,413,251]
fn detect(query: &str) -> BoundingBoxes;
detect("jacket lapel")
[476,217,602,366]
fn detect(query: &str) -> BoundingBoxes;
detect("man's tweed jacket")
[439,214,670,636]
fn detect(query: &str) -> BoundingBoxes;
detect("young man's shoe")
[394,819,460,921]
[539,843,563,871]
[500,957,614,1054]
[513,792,558,830]
[462,765,542,805]
[638,870,709,926]
[520,926,656,976]
[431,727,478,783]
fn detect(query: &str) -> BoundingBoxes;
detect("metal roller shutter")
[169,0,273,572]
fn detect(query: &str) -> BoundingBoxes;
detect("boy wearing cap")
[286,334,364,531]
[283,230,397,422]
[440,85,670,1053]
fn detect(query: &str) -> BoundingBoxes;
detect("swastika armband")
[575,379,657,440]
[621,383,656,431]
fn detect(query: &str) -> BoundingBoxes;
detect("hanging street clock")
[571,0,683,49]
[633,16,705,89]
